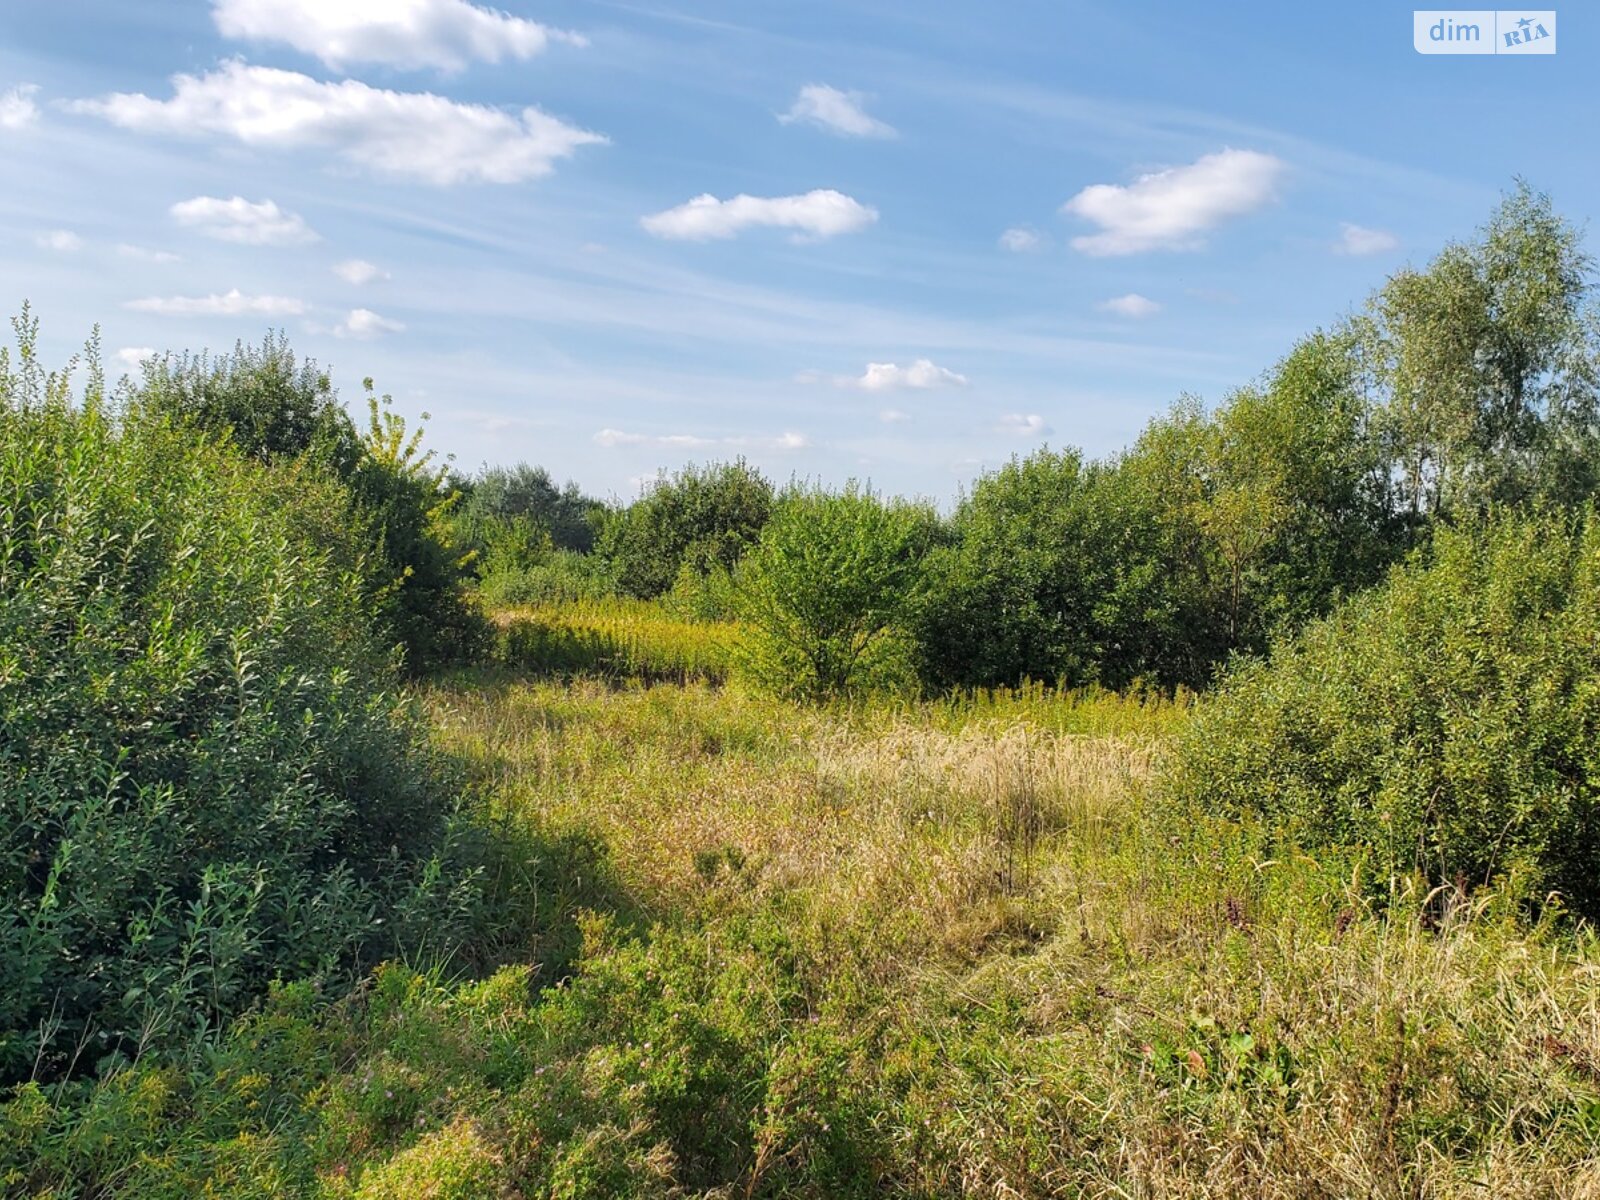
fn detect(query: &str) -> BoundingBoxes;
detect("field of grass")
[14,619,1600,1196]
[490,599,737,684]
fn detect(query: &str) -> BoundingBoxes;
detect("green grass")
[489,598,737,684]
[11,672,1600,1197]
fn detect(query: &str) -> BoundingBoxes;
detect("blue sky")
[0,1,1590,501]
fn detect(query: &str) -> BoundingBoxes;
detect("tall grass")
[490,598,736,684]
[16,672,1600,1196]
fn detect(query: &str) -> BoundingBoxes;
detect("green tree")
[600,459,774,598]
[1365,181,1600,515]
[735,484,937,699]
[348,384,486,670]
[126,331,359,473]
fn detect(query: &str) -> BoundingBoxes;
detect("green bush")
[734,484,937,700]
[1159,505,1600,915]
[478,549,615,608]
[0,322,482,1082]
[599,459,773,599]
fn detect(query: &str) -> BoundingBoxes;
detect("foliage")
[490,599,734,684]
[456,462,602,554]
[1364,180,1600,516]
[14,674,1600,1197]
[478,547,616,608]
[0,318,483,1083]
[735,484,937,699]
[1160,503,1600,916]
[599,459,774,599]
[348,383,486,671]
[125,331,361,474]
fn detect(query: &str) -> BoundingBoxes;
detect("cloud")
[334,258,389,285]
[118,244,182,263]
[116,347,157,370]
[333,308,405,338]
[1062,148,1285,256]
[879,408,911,424]
[641,189,877,241]
[35,230,83,252]
[1335,222,1400,256]
[1097,292,1162,318]
[70,62,606,186]
[856,359,968,391]
[999,227,1044,252]
[170,195,318,245]
[778,84,894,138]
[124,289,306,317]
[595,428,810,451]
[996,413,1051,438]
[0,83,39,130]
[212,0,585,71]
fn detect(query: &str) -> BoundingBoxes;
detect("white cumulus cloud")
[35,230,83,252]
[212,0,585,71]
[999,227,1044,253]
[1335,222,1400,256]
[333,308,405,338]
[334,258,390,285]
[1097,292,1162,318]
[856,359,968,391]
[125,289,306,317]
[70,62,606,186]
[1062,148,1285,256]
[996,413,1051,438]
[778,84,894,138]
[170,195,318,245]
[641,190,877,242]
[0,83,39,130]
[116,347,157,370]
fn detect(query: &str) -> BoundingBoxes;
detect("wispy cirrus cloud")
[171,195,318,245]
[212,0,585,71]
[595,428,810,450]
[778,84,895,138]
[70,62,606,186]
[1063,148,1285,256]
[641,189,877,241]
[125,289,305,317]
[118,244,182,264]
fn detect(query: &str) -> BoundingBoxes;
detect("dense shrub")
[348,386,486,670]
[0,326,482,1081]
[1160,505,1600,915]
[127,331,360,474]
[599,459,773,599]
[478,548,615,608]
[455,462,601,554]
[735,485,937,699]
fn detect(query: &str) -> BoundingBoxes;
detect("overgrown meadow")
[9,185,1600,1197]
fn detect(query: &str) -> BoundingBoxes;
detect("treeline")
[5,181,1598,1080]
[473,183,1600,697]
